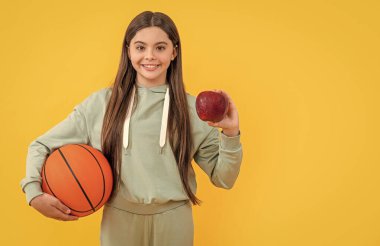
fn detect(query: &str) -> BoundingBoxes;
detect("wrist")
[222,128,240,137]
[29,193,44,207]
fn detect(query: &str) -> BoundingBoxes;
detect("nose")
[144,47,156,60]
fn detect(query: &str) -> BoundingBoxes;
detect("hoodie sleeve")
[193,127,243,189]
[20,94,92,205]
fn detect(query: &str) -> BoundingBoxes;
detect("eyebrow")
[133,41,168,45]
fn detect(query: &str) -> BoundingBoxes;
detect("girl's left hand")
[207,90,240,137]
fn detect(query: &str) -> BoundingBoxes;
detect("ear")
[171,46,177,61]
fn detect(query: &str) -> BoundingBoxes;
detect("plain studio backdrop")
[1,0,379,245]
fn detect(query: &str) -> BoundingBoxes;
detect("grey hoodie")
[20,83,243,211]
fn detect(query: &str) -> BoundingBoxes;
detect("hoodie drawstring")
[123,86,170,154]
[159,88,170,152]
[123,86,136,150]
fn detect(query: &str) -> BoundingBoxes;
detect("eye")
[157,46,166,51]
[136,46,145,51]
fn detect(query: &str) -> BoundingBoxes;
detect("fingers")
[207,121,220,127]
[49,203,78,221]
[31,193,79,221]
[55,213,79,221]
[52,198,71,215]
[51,199,78,221]
[47,195,78,221]
[50,210,78,221]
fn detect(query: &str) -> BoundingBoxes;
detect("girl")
[20,11,242,246]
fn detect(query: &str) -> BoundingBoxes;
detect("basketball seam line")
[58,148,96,212]
[74,144,106,208]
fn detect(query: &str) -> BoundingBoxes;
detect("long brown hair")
[101,11,201,205]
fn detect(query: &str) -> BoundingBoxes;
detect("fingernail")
[66,209,71,214]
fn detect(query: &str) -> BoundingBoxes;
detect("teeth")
[143,65,159,68]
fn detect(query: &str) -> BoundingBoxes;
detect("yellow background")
[1,0,379,245]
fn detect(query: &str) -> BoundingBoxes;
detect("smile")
[141,64,161,71]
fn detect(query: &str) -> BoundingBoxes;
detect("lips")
[142,64,160,67]
[141,64,161,71]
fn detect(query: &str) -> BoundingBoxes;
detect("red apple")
[195,91,229,122]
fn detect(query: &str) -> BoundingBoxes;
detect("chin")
[140,71,165,80]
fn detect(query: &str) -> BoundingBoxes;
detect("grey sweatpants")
[100,200,194,246]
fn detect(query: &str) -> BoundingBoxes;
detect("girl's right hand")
[30,193,79,221]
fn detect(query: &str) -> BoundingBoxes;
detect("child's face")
[128,26,177,87]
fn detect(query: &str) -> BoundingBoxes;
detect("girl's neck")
[136,80,167,88]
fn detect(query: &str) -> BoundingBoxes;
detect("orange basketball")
[41,144,113,217]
